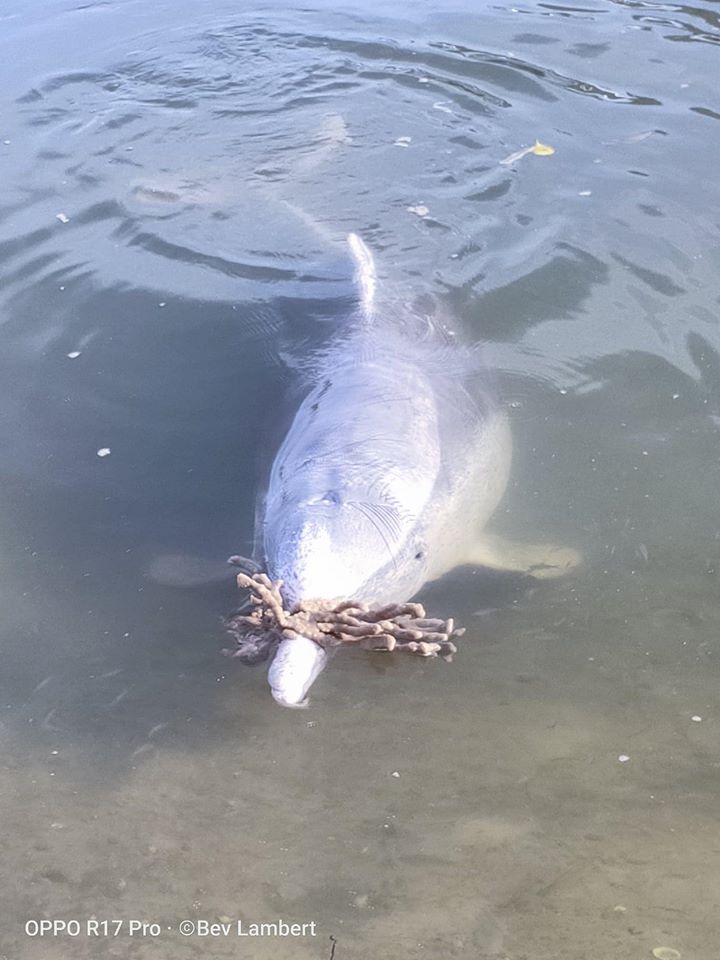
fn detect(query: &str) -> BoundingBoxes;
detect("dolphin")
[261,234,578,706]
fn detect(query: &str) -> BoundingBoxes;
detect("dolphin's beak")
[267,633,329,708]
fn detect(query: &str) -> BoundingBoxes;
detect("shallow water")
[1,0,719,957]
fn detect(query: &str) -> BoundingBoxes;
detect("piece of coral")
[224,572,464,665]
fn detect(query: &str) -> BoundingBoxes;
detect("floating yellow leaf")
[531,140,555,156]
[500,140,556,165]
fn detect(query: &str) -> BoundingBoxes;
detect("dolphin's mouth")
[268,633,329,708]
[225,571,463,707]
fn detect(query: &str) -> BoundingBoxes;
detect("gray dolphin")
[262,234,578,706]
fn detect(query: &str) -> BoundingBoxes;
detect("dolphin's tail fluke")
[347,232,376,318]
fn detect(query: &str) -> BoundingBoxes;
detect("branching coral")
[224,572,464,665]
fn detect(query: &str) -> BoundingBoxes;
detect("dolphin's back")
[263,315,509,607]
[261,234,512,704]
[347,233,376,318]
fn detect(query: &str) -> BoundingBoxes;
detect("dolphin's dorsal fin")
[347,232,376,318]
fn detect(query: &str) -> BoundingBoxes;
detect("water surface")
[1,1,719,957]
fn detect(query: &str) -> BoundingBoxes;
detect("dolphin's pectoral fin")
[464,534,581,579]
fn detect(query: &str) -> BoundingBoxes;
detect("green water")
[0,0,719,957]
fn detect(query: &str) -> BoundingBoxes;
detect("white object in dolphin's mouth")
[267,633,329,708]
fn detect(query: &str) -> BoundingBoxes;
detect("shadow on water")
[459,242,609,341]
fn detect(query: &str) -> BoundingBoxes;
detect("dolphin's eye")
[306,490,341,507]
[415,550,425,561]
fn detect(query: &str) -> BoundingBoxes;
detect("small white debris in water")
[159,302,166,307]
[613,904,626,913]
[67,351,81,359]
[55,212,70,223]
[618,754,630,763]
[97,448,111,458]
[394,136,412,147]
[50,749,59,755]
[578,190,592,196]
[691,715,702,722]
[418,77,429,83]
[3,140,10,145]
[652,948,681,960]
[391,771,400,778]
[672,393,679,399]
[407,204,429,217]
[559,388,568,395]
